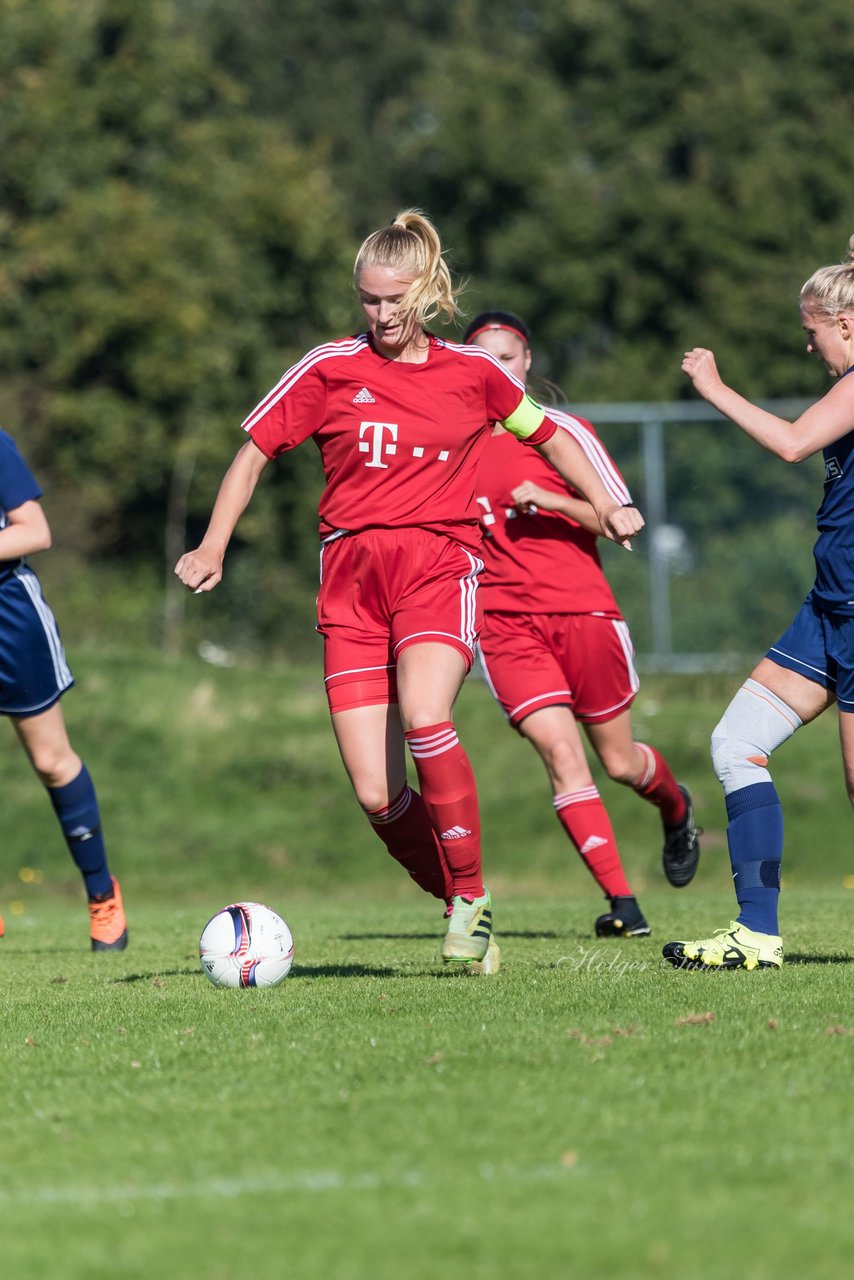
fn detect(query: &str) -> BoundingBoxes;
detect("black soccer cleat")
[662,784,702,888]
[594,896,651,938]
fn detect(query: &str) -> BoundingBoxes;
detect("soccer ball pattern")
[199,902,294,988]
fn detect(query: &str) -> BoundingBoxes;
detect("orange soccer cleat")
[88,877,128,951]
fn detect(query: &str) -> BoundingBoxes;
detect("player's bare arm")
[0,499,52,559]
[682,346,854,462]
[175,441,270,592]
[534,430,644,548]
[510,480,602,533]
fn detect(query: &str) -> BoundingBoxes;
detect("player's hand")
[682,347,723,399]
[598,503,644,550]
[174,546,224,593]
[511,480,562,514]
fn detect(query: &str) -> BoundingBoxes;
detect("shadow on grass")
[485,930,563,940]
[113,968,200,982]
[293,964,402,978]
[341,930,561,941]
[3,946,91,957]
[114,964,410,982]
[784,953,854,965]
[339,932,438,941]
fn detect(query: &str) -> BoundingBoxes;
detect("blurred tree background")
[0,0,850,659]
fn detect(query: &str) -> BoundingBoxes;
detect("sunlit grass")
[3,650,853,1277]
[1,891,853,1280]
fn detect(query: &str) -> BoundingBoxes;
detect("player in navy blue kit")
[664,236,854,970]
[0,430,127,950]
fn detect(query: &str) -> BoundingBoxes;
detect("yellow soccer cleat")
[465,933,501,976]
[442,889,493,965]
[662,920,783,970]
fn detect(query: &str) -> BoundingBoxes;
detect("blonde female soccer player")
[665,235,854,970]
[176,212,643,971]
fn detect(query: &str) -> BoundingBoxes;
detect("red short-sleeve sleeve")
[241,351,328,458]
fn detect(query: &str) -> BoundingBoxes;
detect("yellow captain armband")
[501,393,546,440]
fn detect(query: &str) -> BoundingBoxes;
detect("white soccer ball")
[199,902,294,989]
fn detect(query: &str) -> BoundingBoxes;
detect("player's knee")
[709,709,769,794]
[710,717,740,792]
[598,745,638,785]
[710,680,801,796]
[356,781,399,815]
[34,747,77,789]
[528,733,588,790]
[398,703,455,734]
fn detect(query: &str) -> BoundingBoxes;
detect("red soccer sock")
[404,722,484,899]
[366,785,453,902]
[630,743,685,826]
[553,786,633,899]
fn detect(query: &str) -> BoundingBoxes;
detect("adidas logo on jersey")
[353,387,376,404]
[441,825,472,840]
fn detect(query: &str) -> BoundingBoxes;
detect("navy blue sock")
[48,764,112,900]
[725,781,783,936]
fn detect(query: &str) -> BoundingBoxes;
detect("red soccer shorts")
[317,527,483,713]
[478,610,639,727]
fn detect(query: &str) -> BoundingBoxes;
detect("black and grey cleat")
[662,783,702,887]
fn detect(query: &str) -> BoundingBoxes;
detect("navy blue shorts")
[0,565,74,717]
[766,591,854,712]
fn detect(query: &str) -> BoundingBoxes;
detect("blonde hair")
[800,234,854,318]
[354,209,461,326]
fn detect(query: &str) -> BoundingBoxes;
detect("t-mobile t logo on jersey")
[358,421,398,469]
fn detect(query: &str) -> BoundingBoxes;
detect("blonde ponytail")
[800,234,854,317]
[354,210,461,326]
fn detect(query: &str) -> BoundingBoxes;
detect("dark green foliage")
[0,0,849,652]
[0,0,352,591]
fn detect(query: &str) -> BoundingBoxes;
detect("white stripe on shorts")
[16,566,73,691]
[458,550,483,651]
[612,619,640,695]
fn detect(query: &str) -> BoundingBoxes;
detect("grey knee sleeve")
[711,678,802,796]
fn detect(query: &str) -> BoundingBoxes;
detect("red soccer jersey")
[475,410,631,615]
[242,334,554,553]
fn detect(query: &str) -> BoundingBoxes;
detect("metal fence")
[563,398,816,673]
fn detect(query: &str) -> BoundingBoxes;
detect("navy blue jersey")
[813,369,854,615]
[0,429,42,542]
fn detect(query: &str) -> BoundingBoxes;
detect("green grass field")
[3,650,854,1278]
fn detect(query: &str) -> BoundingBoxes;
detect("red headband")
[465,322,530,347]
